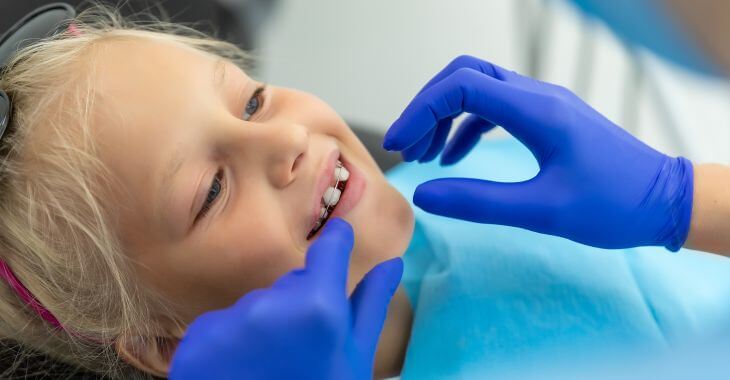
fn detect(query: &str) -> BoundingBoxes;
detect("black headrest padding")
[0,3,76,69]
[0,90,9,138]
[0,3,75,141]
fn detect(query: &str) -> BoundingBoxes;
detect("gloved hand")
[169,218,403,380]
[383,55,693,250]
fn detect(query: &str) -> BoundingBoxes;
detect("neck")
[373,287,413,379]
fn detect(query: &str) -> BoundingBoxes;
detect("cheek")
[155,192,306,319]
[170,197,305,316]
[211,199,305,293]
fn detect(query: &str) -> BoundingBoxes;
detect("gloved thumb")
[413,178,545,230]
[350,257,404,355]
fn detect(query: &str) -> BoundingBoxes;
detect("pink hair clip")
[67,23,81,37]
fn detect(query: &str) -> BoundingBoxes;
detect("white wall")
[257,0,730,163]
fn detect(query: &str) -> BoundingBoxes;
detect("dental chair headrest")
[0,2,76,140]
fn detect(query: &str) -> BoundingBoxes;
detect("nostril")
[292,153,304,173]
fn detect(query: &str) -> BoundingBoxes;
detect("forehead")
[87,37,235,244]
[89,37,223,170]
[92,37,221,116]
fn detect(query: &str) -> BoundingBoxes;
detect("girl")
[2,3,729,379]
[0,3,412,378]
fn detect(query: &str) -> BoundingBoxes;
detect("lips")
[307,150,365,240]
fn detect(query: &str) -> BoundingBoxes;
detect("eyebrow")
[213,57,227,90]
[156,58,228,232]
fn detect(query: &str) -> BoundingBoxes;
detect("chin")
[380,183,415,258]
[349,177,414,277]
[346,183,413,293]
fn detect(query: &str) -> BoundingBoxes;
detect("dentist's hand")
[384,55,693,250]
[169,218,403,380]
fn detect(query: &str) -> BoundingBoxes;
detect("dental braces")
[307,161,348,240]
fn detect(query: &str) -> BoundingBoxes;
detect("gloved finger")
[383,56,499,153]
[413,178,546,230]
[233,288,269,310]
[401,125,436,162]
[383,68,551,153]
[418,118,454,163]
[384,55,532,154]
[440,114,496,166]
[405,58,502,163]
[414,55,525,96]
[269,268,306,290]
[350,257,404,354]
[305,218,355,292]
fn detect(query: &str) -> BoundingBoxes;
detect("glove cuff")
[663,156,694,252]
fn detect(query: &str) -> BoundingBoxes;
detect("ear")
[115,324,184,378]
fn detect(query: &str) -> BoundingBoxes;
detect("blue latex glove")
[383,55,693,250]
[169,218,404,380]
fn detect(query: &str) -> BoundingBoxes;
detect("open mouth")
[306,157,349,240]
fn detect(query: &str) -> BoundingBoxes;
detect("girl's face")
[92,38,414,321]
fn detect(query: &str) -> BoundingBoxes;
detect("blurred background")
[1,0,729,377]
[255,0,730,165]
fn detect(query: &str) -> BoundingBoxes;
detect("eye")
[196,169,225,222]
[243,85,266,121]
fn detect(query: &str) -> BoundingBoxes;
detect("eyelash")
[196,169,226,223]
[195,86,265,223]
[243,85,266,121]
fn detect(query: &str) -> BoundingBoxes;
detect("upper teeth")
[323,187,341,206]
[335,164,349,181]
[322,161,349,207]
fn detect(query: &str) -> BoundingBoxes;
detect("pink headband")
[0,260,62,329]
[0,23,80,333]
[0,258,103,343]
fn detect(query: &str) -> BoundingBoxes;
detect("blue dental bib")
[386,137,730,379]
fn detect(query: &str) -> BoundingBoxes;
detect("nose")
[230,120,309,188]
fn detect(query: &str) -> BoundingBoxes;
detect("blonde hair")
[0,2,251,377]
